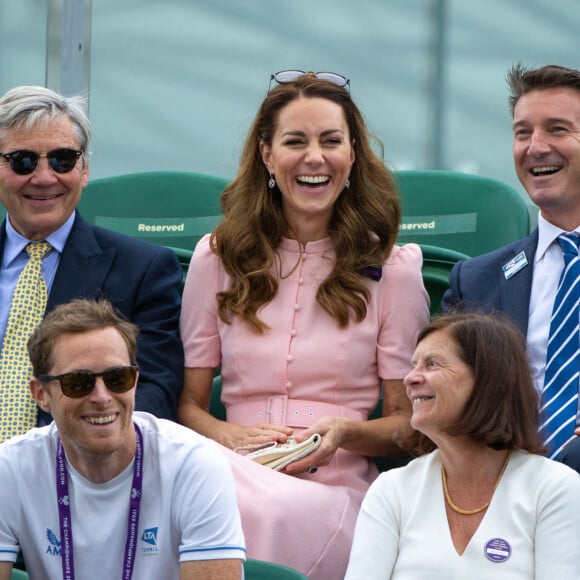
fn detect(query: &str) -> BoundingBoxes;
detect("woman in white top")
[346,313,580,580]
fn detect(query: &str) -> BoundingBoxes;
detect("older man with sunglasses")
[0,298,245,579]
[0,86,184,442]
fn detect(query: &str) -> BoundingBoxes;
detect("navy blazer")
[1,212,184,423]
[441,229,539,336]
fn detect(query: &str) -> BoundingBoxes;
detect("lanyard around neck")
[56,423,144,580]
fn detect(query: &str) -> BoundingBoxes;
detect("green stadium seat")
[244,558,308,579]
[419,243,469,315]
[78,170,229,252]
[395,169,530,257]
[210,374,226,420]
[164,246,193,293]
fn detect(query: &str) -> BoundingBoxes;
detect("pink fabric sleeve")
[180,234,222,369]
[377,243,430,380]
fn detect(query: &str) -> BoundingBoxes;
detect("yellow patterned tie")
[0,241,52,442]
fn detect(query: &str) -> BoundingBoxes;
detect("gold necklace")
[442,451,511,516]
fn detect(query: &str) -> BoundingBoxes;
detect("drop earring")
[268,175,276,189]
[344,178,350,189]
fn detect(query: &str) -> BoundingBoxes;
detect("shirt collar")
[535,211,580,262]
[3,210,76,266]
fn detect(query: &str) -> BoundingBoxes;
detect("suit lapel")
[498,230,538,336]
[47,214,116,310]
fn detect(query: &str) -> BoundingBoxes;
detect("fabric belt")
[227,396,365,428]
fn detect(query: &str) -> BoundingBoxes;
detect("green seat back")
[164,246,193,293]
[78,171,229,252]
[210,374,227,421]
[11,568,29,579]
[419,243,469,315]
[244,558,308,579]
[395,170,530,257]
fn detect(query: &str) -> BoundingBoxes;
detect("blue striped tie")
[540,233,580,460]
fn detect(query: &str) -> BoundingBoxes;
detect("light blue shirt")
[0,211,76,344]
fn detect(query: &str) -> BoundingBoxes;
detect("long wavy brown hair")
[212,74,401,333]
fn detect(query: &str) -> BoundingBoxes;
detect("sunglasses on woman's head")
[269,70,350,92]
[37,365,138,398]
[0,148,83,175]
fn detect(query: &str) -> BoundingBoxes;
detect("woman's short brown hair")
[415,313,544,454]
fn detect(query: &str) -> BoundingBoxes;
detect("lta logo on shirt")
[46,529,62,555]
[141,526,159,555]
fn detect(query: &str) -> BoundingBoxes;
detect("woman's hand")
[282,416,345,474]
[228,422,294,450]
[282,379,417,473]
[179,368,294,449]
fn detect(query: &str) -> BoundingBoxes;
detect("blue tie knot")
[558,234,580,261]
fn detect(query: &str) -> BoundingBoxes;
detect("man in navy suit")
[443,64,580,472]
[0,85,183,436]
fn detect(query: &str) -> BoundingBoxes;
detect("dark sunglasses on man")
[37,365,138,398]
[0,148,83,175]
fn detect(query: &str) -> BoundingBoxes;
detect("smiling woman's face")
[404,328,475,442]
[260,96,355,242]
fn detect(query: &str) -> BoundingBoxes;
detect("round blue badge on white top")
[484,538,511,562]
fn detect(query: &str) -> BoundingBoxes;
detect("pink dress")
[180,235,429,580]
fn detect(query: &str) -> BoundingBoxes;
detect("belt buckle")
[266,395,288,425]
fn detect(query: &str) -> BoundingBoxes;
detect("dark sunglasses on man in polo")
[37,365,139,399]
[269,70,350,92]
[0,148,83,175]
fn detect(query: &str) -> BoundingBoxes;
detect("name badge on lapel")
[502,251,528,280]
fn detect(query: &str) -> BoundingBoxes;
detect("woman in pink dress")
[179,71,429,579]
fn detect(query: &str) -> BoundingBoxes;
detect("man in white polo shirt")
[0,298,245,579]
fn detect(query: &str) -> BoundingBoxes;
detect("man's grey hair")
[0,85,91,152]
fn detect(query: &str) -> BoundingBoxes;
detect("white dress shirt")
[527,212,580,395]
